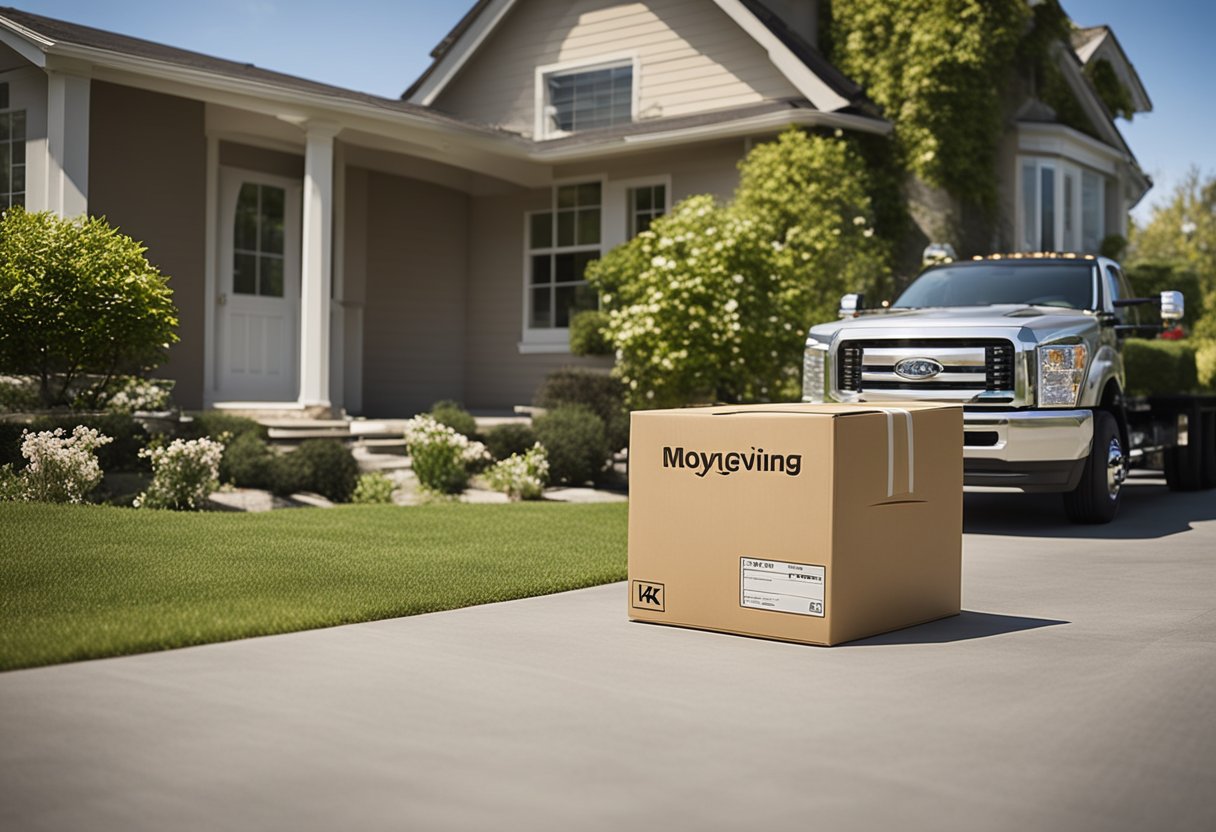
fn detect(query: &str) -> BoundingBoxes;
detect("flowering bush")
[5,426,113,503]
[484,443,548,501]
[588,129,888,409]
[352,471,396,505]
[404,414,489,495]
[135,437,224,510]
[103,377,175,414]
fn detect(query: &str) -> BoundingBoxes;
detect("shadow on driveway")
[962,474,1216,540]
[847,611,1069,646]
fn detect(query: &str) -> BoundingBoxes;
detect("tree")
[587,129,888,409]
[1129,170,1216,338]
[0,208,179,408]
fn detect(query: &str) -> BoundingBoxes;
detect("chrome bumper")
[963,409,1094,462]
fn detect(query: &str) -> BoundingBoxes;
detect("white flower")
[732,274,744,284]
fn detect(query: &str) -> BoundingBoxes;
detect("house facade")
[0,0,1149,416]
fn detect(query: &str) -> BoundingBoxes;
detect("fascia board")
[710,0,849,112]
[0,17,51,67]
[526,109,890,162]
[405,0,517,106]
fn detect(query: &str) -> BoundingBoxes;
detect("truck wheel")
[1063,411,1125,524]
[1164,406,1205,491]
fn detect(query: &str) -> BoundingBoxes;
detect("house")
[0,0,1150,416]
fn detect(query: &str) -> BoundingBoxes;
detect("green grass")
[0,501,627,671]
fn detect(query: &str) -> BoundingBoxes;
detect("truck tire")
[1164,405,1205,491]
[1202,410,1216,489]
[1063,411,1125,524]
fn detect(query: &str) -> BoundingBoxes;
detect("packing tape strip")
[875,407,914,497]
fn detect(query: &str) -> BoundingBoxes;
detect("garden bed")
[0,501,627,671]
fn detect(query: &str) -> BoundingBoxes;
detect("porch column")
[45,70,90,217]
[299,122,340,409]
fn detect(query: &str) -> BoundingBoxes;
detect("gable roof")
[1069,24,1152,114]
[403,0,875,115]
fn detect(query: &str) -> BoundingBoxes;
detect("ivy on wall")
[1085,58,1134,120]
[824,0,1105,215]
[826,0,1032,211]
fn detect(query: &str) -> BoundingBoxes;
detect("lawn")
[0,501,628,671]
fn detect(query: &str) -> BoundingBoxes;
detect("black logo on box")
[632,580,665,611]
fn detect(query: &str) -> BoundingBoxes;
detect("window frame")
[519,176,607,353]
[626,180,670,238]
[0,81,27,210]
[534,54,639,140]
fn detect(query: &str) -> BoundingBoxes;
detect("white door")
[216,169,302,403]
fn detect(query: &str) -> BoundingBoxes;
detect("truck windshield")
[892,263,1096,310]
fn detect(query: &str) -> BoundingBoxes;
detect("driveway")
[2,474,1214,832]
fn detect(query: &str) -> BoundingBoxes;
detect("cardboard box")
[627,402,963,646]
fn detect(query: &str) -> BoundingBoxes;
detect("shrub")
[589,129,887,408]
[7,426,113,503]
[484,443,548,501]
[533,406,609,486]
[428,400,479,439]
[404,414,489,495]
[103,377,175,414]
[352,472,396,505]
[1122,339,1200,396]
[0,414,146,474]
[178,411,266,443]
[534,368,629,451]
[569,310,613,357]
[221,431,277,489]
[1198,340,1216,391]
[0,208,179,408]
[484,422,538,461]
[271,439,359,503]
[135,437,224,511]
[0,376,39,413]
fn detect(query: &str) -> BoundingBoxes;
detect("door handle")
[218,293,227,306]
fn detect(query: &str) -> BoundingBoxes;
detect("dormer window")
[537,58,635,139]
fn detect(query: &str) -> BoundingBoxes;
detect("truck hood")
[808,305,1098,340]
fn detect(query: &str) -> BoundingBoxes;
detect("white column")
[298,122,340,409]
[45,70,90,217]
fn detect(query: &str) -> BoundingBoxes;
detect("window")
[0,83,26,209]
[233,183,286,297]
[526,182,601,331]
[540,60,633,137]
[1020,157,1108,254]
[628,183,666,237]
[1103,264,1138,326]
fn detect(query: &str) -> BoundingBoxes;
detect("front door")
[216,169,302,403]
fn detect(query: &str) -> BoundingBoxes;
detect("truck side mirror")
[839,293,865,319]
[1160,291,1185,322]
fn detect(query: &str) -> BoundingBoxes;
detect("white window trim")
[534,54,639,141]
[519,175,607,353]
[603,174,672,249]
[1016,155,1106,255]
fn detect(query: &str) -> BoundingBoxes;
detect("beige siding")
[89,82,207,409]
[436,0,799,137]
[218,141,303,179]
[361,171,470,416]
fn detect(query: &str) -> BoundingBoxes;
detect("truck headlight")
[1037,344,1087,407]
[802,342,829,403]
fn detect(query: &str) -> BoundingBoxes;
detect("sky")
[10,0,1214,223]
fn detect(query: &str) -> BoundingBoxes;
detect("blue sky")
[11,0,1212,222]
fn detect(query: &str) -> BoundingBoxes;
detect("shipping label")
[740,558,825,617]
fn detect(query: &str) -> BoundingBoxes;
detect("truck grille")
[837,339,1015,394]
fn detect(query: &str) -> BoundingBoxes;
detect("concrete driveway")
[2,474,1214,832]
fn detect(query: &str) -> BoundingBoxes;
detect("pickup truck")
[801,254,1216,523]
